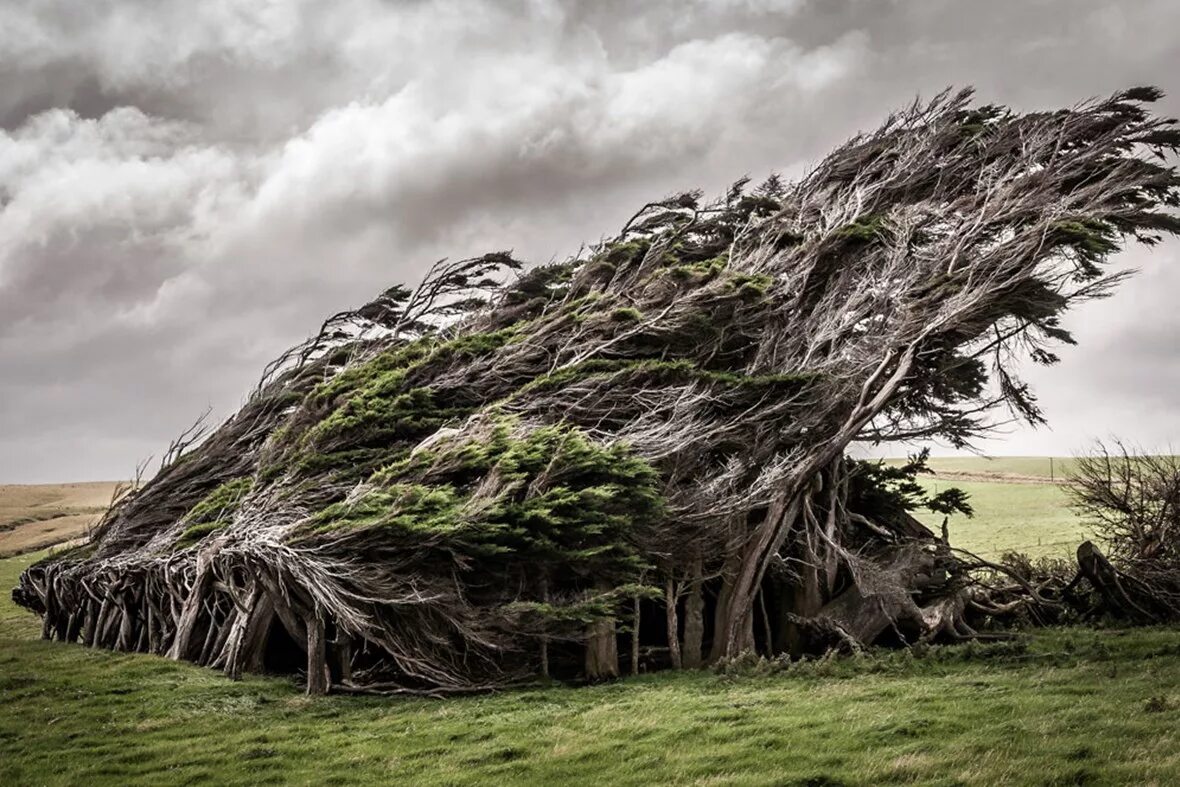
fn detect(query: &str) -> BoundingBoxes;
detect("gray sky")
[2,0,1179,483]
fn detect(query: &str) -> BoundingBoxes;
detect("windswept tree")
[14,87,1180,694]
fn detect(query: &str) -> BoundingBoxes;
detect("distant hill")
[0,482,120,558]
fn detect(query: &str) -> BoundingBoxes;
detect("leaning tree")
[14,87,1180,694]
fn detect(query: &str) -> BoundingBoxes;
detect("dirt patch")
[920,471,1072,486]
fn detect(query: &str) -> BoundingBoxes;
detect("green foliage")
[603,239,651,266]
[308,419,664,596]
[176,521,227,547]
[505,584,663,625]
[176,477,253,546]
[1050,218,1121,279]
[310,328,518,408]
[608,306,643,323]
[275,328,523,477]
[833,214,887,244]
[724,271,774,298]
[515,358,816,404]
[308,484,467,537]
[668,254,727,283]
[848,450,972,527]
[955,103,1007,138]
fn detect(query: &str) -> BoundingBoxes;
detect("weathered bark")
[584,617,618,680]
[224,588,274,680]
[784,540,826,656]
[539,576,550,678]
[80,598,99,647]
[168,554,214,661]
[334,637,353,685]
[305,610,330,695]
[682,558,704,669]
[709,519,759,662]
[665,578,682,670]
[257,573,308,651]
[1077,541,1159,623]
[65,610,83,643]
[116,600,135,651]
[93,588,115,647]
[40,578,54,641]
[630,596,641,676]
[713,493,801,660]
[817,544,934,644]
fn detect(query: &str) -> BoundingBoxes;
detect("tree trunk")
[305,609,330,696]
[783,527,825,656]
[630,596,641,675]
[682,558,704,669]
[817,544,934,644]
[334,637,353,685]
[712,501,796,662]
[585,617,618,680]
[40,578,54,641]
[1076,541,1159,623]
[665,578,682,670]
[168,555,213,661]
[539,576,550,678]
[225,588,274,680]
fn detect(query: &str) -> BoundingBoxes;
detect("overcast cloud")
[1,0,1178,482]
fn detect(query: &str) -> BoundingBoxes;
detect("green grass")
[877,456,1088,560]
[912,479,1087,560]
[5,552,1180,785]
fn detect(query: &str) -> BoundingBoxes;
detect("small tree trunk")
[783,527,825,656]
[682,557,704,669]
[81,598,99,647]
[65,611,83,643]
[585,617,618,680]
[146,605,161,654]
[117,600,135,651]
[334,637,353,684]
[758,589,773,654]
[665,578,682,670]
[539,576,550,678]
[630,595,641,676]
[93,589,114,648]
[169,556,213,661]
[305,610,330,696]
[225,588,274,680]
[708,537,746,663]
[40,578,54,641]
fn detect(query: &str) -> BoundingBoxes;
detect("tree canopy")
[15,87,1180,694]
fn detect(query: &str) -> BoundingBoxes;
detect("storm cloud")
[1,0,1179,482]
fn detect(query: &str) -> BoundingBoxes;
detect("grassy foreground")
[4,552,1180,785]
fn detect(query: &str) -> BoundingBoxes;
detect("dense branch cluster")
[14,88,1180,693]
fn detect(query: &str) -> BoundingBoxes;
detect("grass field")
[874,457,1089,560]
[911,479,1086,559]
